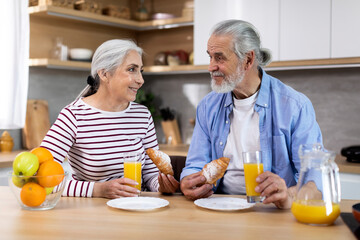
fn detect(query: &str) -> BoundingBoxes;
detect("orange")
[37,160,65,188]
[20,182,46,207]
[31,147,54,165]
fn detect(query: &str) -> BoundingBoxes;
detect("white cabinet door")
[279,0,331,61]
[194,0,279,65]
[331,0,360,58]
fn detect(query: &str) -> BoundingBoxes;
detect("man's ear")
[244,51,255,70]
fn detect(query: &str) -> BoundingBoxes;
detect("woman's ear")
[97,70,108,82]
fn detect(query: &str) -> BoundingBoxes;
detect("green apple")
[45,187,54,195]
[11,173,27,188]
[13,152,39,177]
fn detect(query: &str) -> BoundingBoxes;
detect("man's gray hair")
[210,19,272,67]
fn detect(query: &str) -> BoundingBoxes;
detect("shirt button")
[264,104,268,107]
[220,142,223,146]
[226,121,228,124]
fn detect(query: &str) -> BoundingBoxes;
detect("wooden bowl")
[353,203,360,223]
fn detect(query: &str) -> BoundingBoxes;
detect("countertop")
[0,186,357,240]
[1,146,360,175]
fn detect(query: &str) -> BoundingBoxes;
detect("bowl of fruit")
[8,147,67,210]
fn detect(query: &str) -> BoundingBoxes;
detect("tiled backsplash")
[3,67,360,154]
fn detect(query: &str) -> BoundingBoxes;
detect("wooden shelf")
[29,58,91,71]
[266,57,360,70]
[29,5,193,31]
[29,57,360,74]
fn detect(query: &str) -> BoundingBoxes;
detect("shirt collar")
[224,68,270,109]
[256,68,270,109]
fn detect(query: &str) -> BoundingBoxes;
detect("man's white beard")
[210,66,245,93]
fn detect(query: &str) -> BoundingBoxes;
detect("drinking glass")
[243,151,265,203]
[123,152,142,194]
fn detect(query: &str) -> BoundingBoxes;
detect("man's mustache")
[210,71,225,77]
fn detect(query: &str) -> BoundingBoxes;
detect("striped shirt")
[40,98,159,197]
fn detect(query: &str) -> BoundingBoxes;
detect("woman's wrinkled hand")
[158,173,179,193]
[93,178,140,199]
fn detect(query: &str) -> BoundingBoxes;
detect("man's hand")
[255,171,292,209]
[158,173,179,193]
[180,172,213,201]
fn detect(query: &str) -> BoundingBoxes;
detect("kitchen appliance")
[341,146,360,163]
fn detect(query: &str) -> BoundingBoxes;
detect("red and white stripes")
[41,99,159,197]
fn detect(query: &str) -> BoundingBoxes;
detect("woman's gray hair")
[77,39,143,99]
[210,19,272,67]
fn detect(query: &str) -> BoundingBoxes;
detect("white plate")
[107,197,169,211]
[194,197,255,211]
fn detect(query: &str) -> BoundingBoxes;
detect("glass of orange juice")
[242,151,264,203]
[123,152,142,195]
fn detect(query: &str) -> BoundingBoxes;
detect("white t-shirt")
[220,91,260,194]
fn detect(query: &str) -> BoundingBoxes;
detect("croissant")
[146,148,174,176]
[201,157,230,186]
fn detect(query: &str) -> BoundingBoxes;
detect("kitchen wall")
[4,67,360,154]
[140,67,360,153]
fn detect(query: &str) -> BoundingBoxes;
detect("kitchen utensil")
[341,146,360,163]
[291,143,341,225]
[22,100,50,150]
[69,48,93,61]
[152,13,175,20]
[353,203,360,223]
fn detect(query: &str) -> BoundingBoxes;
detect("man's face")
[207,34,244,93]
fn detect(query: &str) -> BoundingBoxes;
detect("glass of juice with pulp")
[243,151,264,203]
[123,152,142,194]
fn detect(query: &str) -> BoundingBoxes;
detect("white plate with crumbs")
[107,197,169,211]
[194,197,255,211]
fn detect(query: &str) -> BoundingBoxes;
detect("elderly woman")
[41,39,179,198]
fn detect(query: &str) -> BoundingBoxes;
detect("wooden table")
[0,186,357,240]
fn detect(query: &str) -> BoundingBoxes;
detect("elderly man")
[180,20,323,209]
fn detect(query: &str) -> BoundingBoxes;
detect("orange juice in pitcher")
[292,143,341,225]
[291,200,340,225]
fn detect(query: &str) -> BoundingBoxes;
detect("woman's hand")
[255,171,292,209]
[180,172,213,201]
[158,173,179,193]
[93,178,140,199]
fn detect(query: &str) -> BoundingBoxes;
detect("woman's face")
[106,50,144,104]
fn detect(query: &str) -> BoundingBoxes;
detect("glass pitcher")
[291,143,341,225]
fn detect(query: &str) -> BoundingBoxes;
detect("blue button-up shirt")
[180,69,323,191]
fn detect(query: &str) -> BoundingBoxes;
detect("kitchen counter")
[0,186,357,240]
[2,147,360,175]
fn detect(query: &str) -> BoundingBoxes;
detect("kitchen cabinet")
[331,0,360,58]
[28,1,196,73]
[194,0,279,65]
[192,0,360,71]
[30,1,360,74]
[279,0,331,61]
